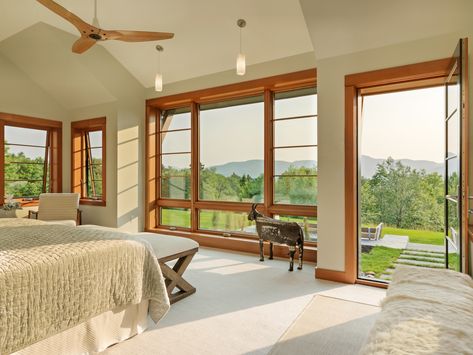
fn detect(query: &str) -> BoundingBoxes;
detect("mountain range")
[208,156,445,178]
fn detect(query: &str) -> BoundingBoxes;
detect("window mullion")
[191,102,199,232]
[264,89,273,216]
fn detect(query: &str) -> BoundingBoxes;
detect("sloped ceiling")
[0,23,117,110]
[299,0,473,60]
[0,0,472,108]
[0,0,314,88]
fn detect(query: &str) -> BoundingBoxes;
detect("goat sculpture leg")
[288,245,296,271]
[298,239,304,270]
[269,242,274,260]
[259,238,264,262]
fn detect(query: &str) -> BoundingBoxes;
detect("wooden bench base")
[158,247,198,304]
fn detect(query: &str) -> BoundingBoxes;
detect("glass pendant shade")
[236,53,246,76]
[155,73,163,92]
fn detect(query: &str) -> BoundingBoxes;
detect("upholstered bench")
[78,226,199,304]
[138,233,199,304]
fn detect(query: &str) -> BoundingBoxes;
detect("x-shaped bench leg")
[159,251,197,304]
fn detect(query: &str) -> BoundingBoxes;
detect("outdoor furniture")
[138,233,199,304]
[361,222,383,240]
[28,193,81,226]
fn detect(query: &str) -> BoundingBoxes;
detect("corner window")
[71,117,106,206]
[1,114,62,206]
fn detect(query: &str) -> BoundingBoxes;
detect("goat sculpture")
[248,204,304,271]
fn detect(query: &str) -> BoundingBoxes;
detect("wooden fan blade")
[106,30,174,42]
[37,0,90,33]
[72,37,97,54]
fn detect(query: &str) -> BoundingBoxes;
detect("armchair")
[28,193,81,226]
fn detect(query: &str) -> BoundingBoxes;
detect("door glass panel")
[447,110,460,158]
[447,157,459,197]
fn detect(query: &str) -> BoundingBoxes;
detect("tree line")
[361,157,457,232]
[162,165,317,205]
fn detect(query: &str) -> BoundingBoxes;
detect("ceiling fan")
[36,0,174,54]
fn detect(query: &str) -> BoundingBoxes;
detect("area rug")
[269,295,380,355]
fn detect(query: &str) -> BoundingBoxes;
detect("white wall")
[316,31,473,272]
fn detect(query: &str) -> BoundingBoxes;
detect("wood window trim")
[71,117,106,207]
[146,69,318,256]
[324,58,452,285]
[0,112,62,206]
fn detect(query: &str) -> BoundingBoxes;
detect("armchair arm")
[28,210,39,219]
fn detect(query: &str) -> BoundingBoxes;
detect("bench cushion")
[137,233,199,260]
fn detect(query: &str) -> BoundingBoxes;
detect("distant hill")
[208,159,316,177]
[361,156,444,178]
[208,157,445,178]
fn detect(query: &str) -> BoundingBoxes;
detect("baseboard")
[315,267,355,284]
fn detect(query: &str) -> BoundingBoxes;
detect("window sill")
[145,227,317,263]
[79,199,106,207]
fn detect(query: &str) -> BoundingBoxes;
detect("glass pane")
[89,147,102,162]
[447,157,459,197]
[274,89,317,119]
[161,176,191,199]
[5,181,43,199]
[161,130,191,153]
[447,77,459,117]
[92,164,102,181]
[160,108,191,131]
[162,154,191,171]
[274,117,317,147]
[160,207,191,228]
[274,215,317,241]
[274,176,317,205]
[200,96,264,202]
[447,110,459,158]
[5,162,44,181]
[274,147,317,175]
[199,209,256,234]
[88,131,102,148]
[4,126,47,146]
[5,145,46,160]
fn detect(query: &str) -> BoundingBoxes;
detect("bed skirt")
[13,300,150,355]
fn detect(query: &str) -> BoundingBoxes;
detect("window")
[71,117,106,206]
[0,113,62,205]
[199,96,264,202]
[273,88,317,205]
[146,70,317,244]
[160,108,191,200]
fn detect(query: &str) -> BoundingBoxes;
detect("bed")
[0,218,170,354]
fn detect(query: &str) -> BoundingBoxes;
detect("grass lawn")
[380,226,444,245]
[361,246,403,278]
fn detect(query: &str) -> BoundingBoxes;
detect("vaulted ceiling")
[0,0,471,99]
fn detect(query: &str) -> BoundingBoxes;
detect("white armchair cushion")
[37,193,80,222]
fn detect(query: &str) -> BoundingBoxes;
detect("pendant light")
[236,19,246,76]
[155,45,164,92]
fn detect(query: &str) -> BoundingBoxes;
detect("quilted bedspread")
[0,218,170,354]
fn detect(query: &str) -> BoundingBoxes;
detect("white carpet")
[104,248,385,355]
[270,295,380,355]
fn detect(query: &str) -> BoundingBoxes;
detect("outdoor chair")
[361,222,383,241]
[28,193,81,226]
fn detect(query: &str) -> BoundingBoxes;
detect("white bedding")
[0,218,170,354]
